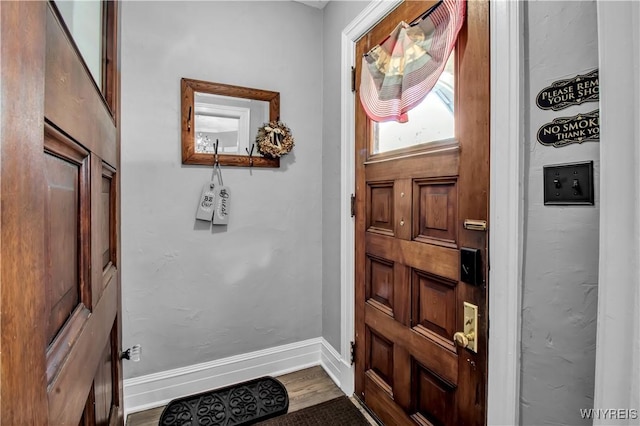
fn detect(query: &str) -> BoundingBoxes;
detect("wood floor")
[126,366,377,425]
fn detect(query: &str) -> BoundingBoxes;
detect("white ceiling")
[293,0,330,9]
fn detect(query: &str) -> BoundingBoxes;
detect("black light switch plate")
[461,248,481,286]
[544,161,594,205]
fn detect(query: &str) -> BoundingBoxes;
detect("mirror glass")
[194,93,269,155]
[182,78,280,167]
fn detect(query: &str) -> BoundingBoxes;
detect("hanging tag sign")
[212,186,230,225]
[195,182,217,221]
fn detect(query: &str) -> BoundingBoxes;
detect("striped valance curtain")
[359,0,466,123]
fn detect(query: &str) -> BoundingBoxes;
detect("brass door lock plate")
[453,302,478,353]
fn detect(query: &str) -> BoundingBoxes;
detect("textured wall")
[121,1,323,378]
[321,0,368,352]
[520,1,600,424]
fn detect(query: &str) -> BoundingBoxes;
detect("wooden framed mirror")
[181,78,280,167]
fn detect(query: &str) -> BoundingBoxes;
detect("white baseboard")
[320,339,354,396]
[124,337,351,420]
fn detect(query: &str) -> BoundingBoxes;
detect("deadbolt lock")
[453,302,478,353]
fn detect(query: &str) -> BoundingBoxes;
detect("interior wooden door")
[1,1,123,424]
[354,1,490,425]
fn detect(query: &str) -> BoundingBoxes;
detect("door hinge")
[350,341,356,365]
[350,194,356,217]
[351,66,356,93]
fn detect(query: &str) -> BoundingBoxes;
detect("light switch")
[543,161,594,205]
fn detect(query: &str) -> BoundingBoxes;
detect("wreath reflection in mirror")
[256,121,294,158]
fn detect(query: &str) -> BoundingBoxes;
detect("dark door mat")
[255,396,371,426]
[159,376,288,426]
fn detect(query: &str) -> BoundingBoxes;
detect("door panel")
[44,151,82,344]
[412,271,458,343]
[413,179,458,247]
[368,182,395,236]
[367,328,395,391]
[355,1,489,425]
[101,171,115,270]
[94,327,116,426]
[0,1,122,424]
[412,361,455,426]
[92,156,117,308]
[366,255,395,315]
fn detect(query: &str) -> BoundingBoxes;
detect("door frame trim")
[593,1,640,416]
[339,0,402,398]
[486,1,524,424]
[339,1,523,424]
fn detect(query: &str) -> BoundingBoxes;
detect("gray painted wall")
[121,1,323,378]
[521,1,600,424]
[321,0,368,352]
[120,3,604,418]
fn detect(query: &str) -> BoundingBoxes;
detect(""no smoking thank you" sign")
[537,110,599,147]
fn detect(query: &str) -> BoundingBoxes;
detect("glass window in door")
[372,52,455,155]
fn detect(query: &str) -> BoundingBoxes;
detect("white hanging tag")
[212,186,230,225]
[195,182,217,221]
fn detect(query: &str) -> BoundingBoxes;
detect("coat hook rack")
[212,139,224,186]
[245,144,255,167]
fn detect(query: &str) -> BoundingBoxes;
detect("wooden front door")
[354,1,489,425]
[1,1,123,424]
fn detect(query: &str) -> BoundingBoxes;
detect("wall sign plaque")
[537,109,599,147]
[536,69,599,111]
